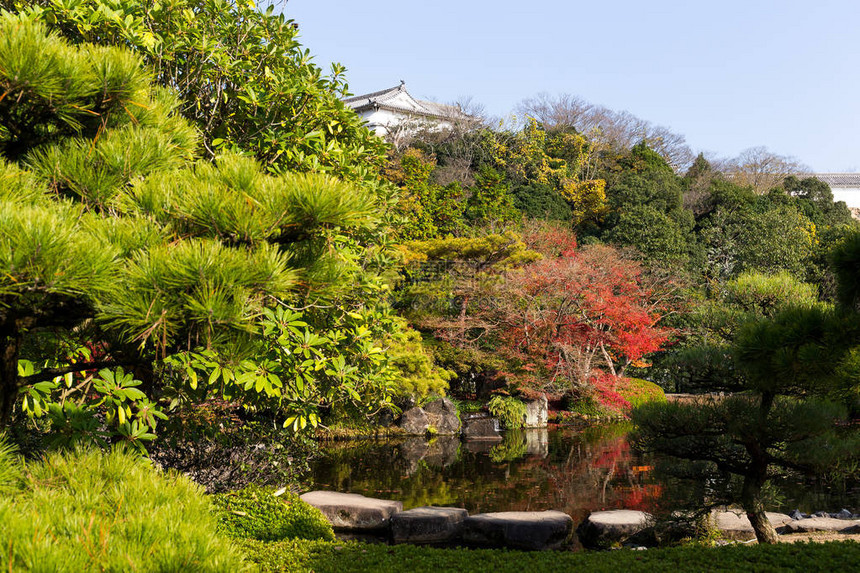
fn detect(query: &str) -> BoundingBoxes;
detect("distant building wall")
[831,188,860,208]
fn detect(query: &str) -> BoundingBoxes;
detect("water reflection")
[309,424,860,521]
[310,424,663,525]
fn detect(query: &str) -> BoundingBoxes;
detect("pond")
[309,425,860,525]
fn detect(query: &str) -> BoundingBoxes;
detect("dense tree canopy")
[634,237,860,544]
[0,15,416,444]
[8,0,388,182]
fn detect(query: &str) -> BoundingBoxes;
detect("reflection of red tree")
[589,435,630,470]
[621,484,664,511]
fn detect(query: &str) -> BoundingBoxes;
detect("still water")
[309,425,860,523]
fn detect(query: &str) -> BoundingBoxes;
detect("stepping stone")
[577,510,653,549]
[710,510,792,540]
[782,517,860,534]
[391,506,468,544]
[300,491,402,531]
[462,511,573,550]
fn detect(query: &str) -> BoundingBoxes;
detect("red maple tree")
[495,238,673,399]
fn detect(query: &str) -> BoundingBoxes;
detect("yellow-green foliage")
[618,377,667,409]
[402,231,541,269]
[212,486,334,542]
[0,440,248,572]
[388,326,454,397]
[488,395,527,429]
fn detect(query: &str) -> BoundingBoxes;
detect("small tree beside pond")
[633,236,860,544]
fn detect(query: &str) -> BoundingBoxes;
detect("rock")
[462,416,501,440]
[783,517,860,533]
[462,511,573,550]
[399,407,430,435]
[525,429,549,457]
[789,509,805,520]
[300,491,402,531]
[710,510,792,541]
[577,510,653,549]
[424,398,461,434]
[391,506,468,544]
[835,509,854,519]
[813,511,829,518]
[524,395,548,428]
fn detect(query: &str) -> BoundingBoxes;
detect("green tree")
[777,175,854,229]
[13,0,388,182]
[465,167,519,228]
[598,143,695,266]
[0,16,397,438]
[634,242,860,545]
[658,272,819,393]
[698,191,817,280]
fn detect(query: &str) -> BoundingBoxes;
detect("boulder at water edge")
[391,506,469,544]
[399,407,430,435]
[300,491,402,531]
[524,395,548,428]
[710,510,792,540]
[462,417,502,440]
[782,517,860,534]
[577,510,654,549]
[462,511,573,550]
[424,398,461,434]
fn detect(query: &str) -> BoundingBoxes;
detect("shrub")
[0,438,247,571]
[487,395,527,429]
[616,377,667,409]
[212,486,334,542]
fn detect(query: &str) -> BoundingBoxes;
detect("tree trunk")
[0,322,21,429]
[742,473,779,544]
[741,391,779,544]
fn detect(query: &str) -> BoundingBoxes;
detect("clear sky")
[285,0,860,172]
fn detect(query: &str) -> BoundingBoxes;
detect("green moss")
[212,486,334,542]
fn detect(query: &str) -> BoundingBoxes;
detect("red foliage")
[590,371,630,412]
[494,240,673,398]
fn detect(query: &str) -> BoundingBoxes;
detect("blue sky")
[285,1,859,172]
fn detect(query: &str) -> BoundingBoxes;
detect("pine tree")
[0,15,390,433]
[633,240,860,544]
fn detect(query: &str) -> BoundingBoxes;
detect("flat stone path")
[301,491,402,531]
[711,510,792,541]
[783,517,860,534]
[391,506,468,544]
[462,511,573,550]
[577,509,653,548]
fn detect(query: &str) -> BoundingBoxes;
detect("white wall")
[832,188,860,208]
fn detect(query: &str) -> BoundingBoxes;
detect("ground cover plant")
[0,438,248,571]
[212,485,334,542]
[238,538,860,573]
